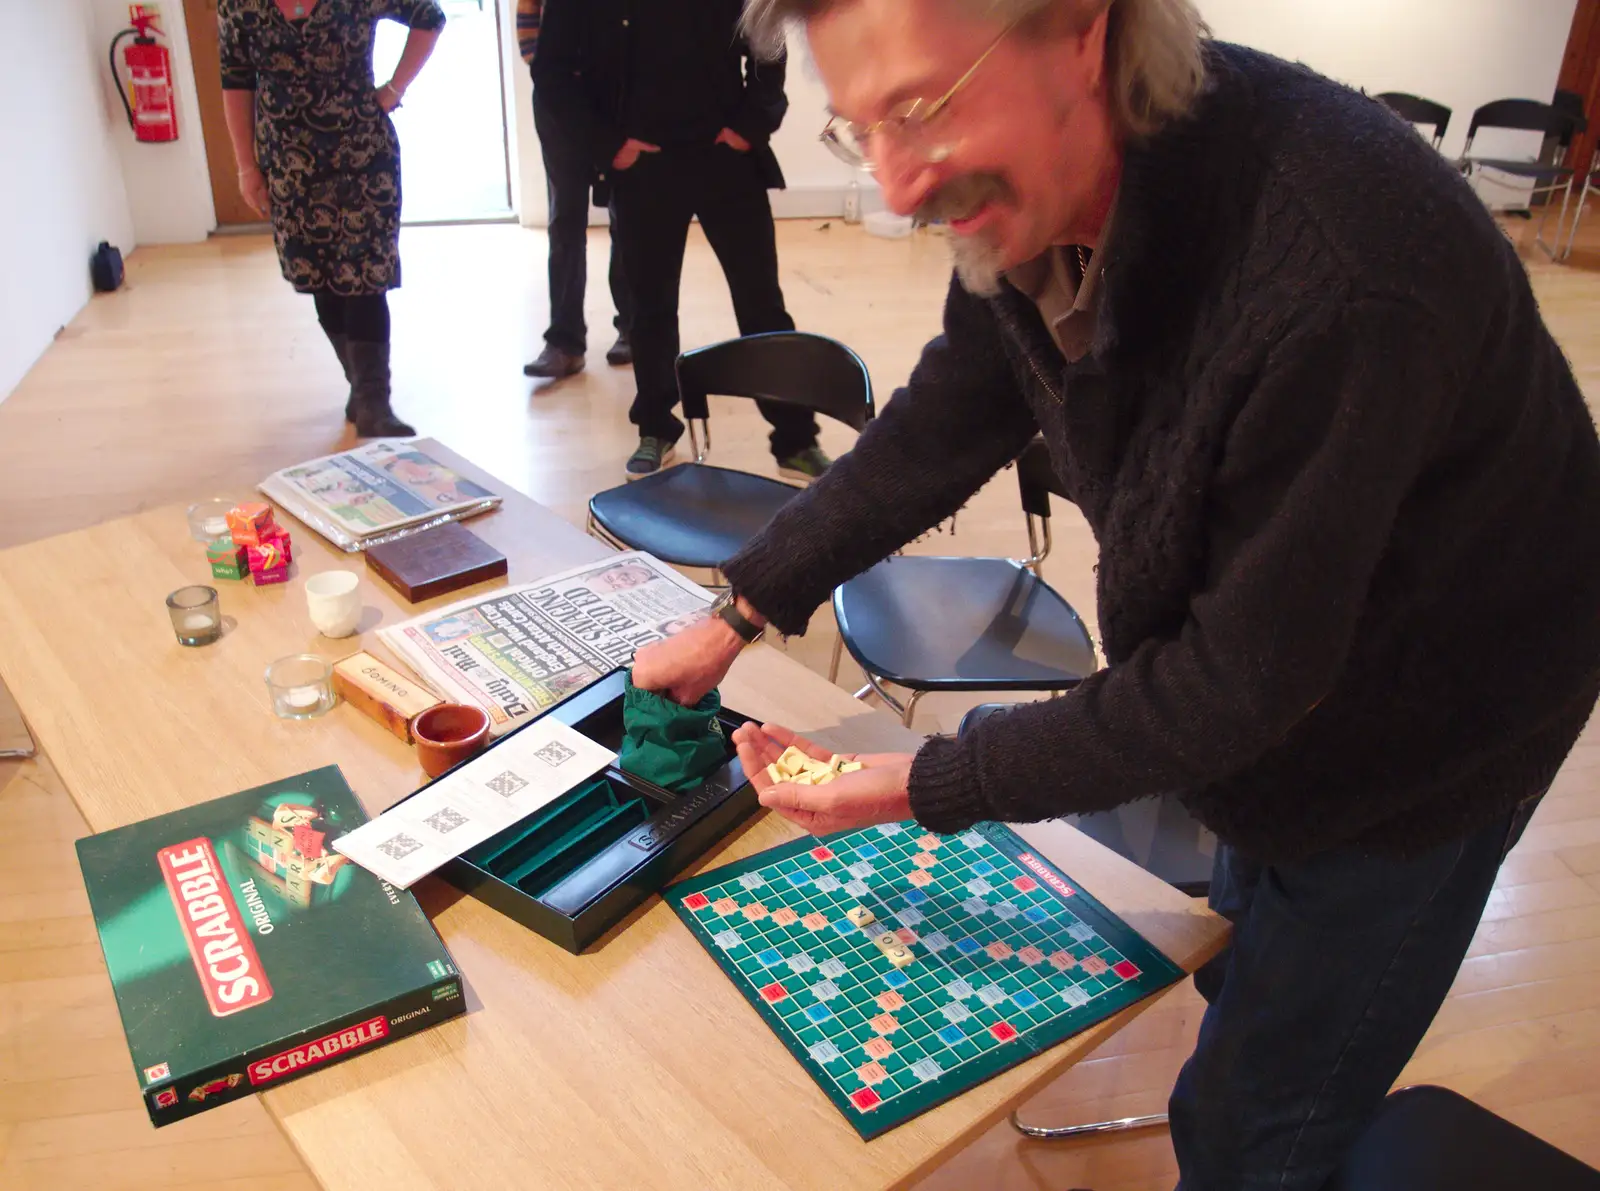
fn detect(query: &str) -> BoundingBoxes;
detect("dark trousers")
[1168,790,1545,1190]
[609,143,818,459]
[533,87,630,354]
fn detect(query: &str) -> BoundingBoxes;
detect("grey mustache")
[913,173,1013,226]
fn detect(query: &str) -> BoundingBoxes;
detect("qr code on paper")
[378,833,423,861]
[485,770,528,797]
[424,807,470,834]
[534,741,576,767]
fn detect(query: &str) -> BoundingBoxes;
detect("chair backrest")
[676,331,875,430]
[1467,98,1584,145]
[1376,92,1451,145]
[1015,436,1067,520]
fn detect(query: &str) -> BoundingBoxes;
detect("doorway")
[184,0,514,229]
[374,0,514,223]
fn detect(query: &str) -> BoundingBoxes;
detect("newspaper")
[332,718,616,888]
[259,441,502,551]
[377,551,714,735]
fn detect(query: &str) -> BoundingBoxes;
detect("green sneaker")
[777,446,833,482]
[626,436,677,480]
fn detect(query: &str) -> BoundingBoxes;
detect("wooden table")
[0,440,1228,1190]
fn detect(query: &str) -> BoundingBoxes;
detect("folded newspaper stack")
[377,551,715,737]
[258,441,502,552]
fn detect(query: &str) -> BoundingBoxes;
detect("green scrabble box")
[76,765,465,1127]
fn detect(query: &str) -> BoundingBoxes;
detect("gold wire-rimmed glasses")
[819,18,1020,171]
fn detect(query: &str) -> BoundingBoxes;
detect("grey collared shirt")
[1006,201,1117,363]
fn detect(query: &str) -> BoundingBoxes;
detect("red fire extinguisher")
[110,4,179,143]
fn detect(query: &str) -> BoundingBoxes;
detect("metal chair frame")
[1459,98,1586,259]
[826,480,1082,728]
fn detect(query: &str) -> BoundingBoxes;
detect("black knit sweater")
[722,43,1600,864]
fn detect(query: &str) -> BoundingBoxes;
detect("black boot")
[323,329,356,421]
[345,339,416,438]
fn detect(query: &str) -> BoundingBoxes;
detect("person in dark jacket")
[630,1,1600,1187]
[516,0,632,381]
[534,0,832,480]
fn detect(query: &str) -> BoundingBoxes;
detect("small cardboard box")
[206,539,249,581]
[76,766,465,1127]
[227,502,275,547]
[332,651,442,743]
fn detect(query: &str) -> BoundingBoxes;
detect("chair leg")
[857,670,908,719]
[1562,174,1593,261]
[901,690,925,728]
[828,634,844,684]
[1009,1109,1169,1140]
[1537,178,1575,259]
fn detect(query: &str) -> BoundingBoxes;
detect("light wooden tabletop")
[0,439,1228,1190]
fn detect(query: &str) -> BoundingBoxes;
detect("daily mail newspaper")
[377,551,713,735]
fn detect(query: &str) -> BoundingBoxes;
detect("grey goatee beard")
[913,172,1015,297]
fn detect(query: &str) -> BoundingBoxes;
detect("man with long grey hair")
[631,1,1600,1185]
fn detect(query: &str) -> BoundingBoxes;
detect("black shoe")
[605,334,633,367]
[345,339,416,438]
[523,345,585,379]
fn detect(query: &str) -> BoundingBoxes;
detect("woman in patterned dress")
[218,0,445,437]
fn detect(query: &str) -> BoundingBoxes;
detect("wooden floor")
[2,212,1599,1189]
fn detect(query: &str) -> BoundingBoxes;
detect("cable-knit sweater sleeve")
[720,277,1041,636]
[910,295,1459,833]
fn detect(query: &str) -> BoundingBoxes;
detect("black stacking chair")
[1459,98,1587,257]
[828,437,1096,728]
[1375,92,1451,149]
[587,332,874,581]
[1325,1085,1600,1190]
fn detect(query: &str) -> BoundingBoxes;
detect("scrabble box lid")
[75,766,464,1127]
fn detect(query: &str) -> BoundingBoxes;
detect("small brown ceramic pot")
[412,703,491,778]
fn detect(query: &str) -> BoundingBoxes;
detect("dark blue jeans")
[1168,792,1543,1190]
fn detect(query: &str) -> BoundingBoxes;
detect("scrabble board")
[667,820,1185,1139]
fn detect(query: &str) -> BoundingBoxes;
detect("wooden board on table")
[364,520,508,603]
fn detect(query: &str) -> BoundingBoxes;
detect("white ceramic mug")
[305,570,362,638]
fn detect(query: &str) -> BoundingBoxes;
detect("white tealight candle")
[285,684,323,709]
[202,516,229,536]
[182,613,214,630]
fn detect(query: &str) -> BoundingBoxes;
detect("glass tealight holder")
[167,585,222,646]
[264,654,336,720]
[186,497,236,543]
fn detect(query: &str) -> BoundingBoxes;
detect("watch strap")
[713,592,763,644]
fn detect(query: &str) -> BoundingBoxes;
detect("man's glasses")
[819,19,1019,171]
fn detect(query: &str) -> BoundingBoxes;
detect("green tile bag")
[618,670,727,793]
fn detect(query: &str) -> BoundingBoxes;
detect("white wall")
[91,0,216,244]
[0,0,135,403]
[1197,0,1578,205]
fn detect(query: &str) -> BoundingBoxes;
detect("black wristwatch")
[709,589,764,645]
